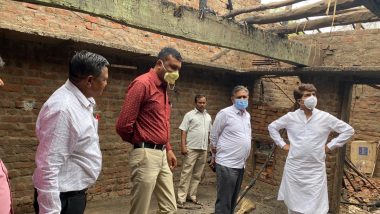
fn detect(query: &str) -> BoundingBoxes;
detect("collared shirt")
[179,108,212,150]
[210,105,251,169]
[33,80,102,214]
[116,69,172,150]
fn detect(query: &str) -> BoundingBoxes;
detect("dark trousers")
[34,188,87,214]
[215,164,244,214]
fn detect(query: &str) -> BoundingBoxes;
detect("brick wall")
[0,34,256,212]
[0,0,262,70]
[293,29,380,66]
[349,84,380,177]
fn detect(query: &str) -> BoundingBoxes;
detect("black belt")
[60,188,87,197]
[134,142,166,151]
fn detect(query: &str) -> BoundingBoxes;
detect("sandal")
[187,198,203,206]
[177,201,185,209]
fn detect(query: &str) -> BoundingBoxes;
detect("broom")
[235,144,277,213]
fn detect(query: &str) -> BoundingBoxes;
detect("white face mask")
[304,95,317,110]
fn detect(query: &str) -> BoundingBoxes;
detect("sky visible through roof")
[260,0,380,33]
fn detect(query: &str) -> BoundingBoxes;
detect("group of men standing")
[9,46,354,214]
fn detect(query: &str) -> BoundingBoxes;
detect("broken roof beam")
[270,8,380,35]
[222,0,305,19]
[243,0,364,24]
[17,0,322,66]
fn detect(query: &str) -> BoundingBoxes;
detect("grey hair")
[0,57,4,68]
[231,85,249,96]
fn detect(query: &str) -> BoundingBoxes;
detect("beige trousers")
[177,149,207,203]
[129,148,177,214]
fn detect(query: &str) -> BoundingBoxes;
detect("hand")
[181,144,188,155]
[211,146,217,154]
[325,145,330,153]
[167,150,177,170]
[283,144,290,151]
[0,78,4,86]
[209,156,216,172]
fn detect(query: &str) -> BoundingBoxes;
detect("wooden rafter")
[222,0,305,19]
[243,0,364,24]
[270,8,379,34]
[13,0,323,66]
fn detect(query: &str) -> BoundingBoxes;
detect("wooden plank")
[244,0,363,24]
[16,0,322,66]
[222,0,305,19]
[269,8,380,34]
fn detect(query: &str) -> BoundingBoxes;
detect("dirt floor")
[85,180,287,214]
[85,177,380,214]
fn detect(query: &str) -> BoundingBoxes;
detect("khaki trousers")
[129,148,176,214]
[177,149,207,203]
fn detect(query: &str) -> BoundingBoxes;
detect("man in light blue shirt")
[210,85,251,214]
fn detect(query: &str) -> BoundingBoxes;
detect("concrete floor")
[85,180,286,214]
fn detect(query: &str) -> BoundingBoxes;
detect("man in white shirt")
[268,83,354,214]
[177,95,212,207]
[210,85,251,214]
[33,50,109,214]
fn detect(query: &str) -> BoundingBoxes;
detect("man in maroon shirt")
[116,47,182,214]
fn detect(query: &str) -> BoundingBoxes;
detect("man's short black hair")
[194,94,206,103]
[158,47,182,62]
[69,50,109,82]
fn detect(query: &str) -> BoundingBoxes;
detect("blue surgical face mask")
[234,99,248,110]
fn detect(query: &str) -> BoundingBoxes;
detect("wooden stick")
[222,0,305,18]
[344,169,359,191]
[345,158,380,192]
[269,8,379,34]
[243,0,363,24]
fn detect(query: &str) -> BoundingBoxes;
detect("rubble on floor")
[341,158,380,213]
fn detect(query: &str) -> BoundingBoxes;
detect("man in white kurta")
[268,83,354,214]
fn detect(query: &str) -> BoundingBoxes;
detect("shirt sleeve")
[116,81,146,142]
[268,113,289,148]
[166,122,172,151]
[179,113,190,131]
[326,115,355,151]
[34,108,79,214]
[210,110,227,149]
[208,115,212,132]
